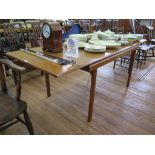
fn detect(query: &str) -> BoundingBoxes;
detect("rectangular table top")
[6,40,145,77]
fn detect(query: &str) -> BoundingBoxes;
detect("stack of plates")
[93,30,115,40]
[134,34,143,40]
[88,40,121,48]
[114,34,123,41]
[119,40,129,46]
[93,30,104,36]
[64,41,86,48]
[102,35,115,40]
[93,31,106,39]
[102,29,115,40]
[84,43,106,53]
[89,35,99,41]
[69,34,87,42]
[104,29,115,35]
[83,34,96,39]
[78,41,87,48]
[125,33,138,42]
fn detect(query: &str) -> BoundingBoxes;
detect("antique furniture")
[1,23,26,84]
[2,22,43,84]
[63,20,72,32]
[42,22,63,52]
[136,44,155,67]
[119,19,133,33]
[24,20,41,41]
[113,41,154,69]
[0,58,34,134]
[2,23,25,51]
[113,54,131,69]
[28,22,43,48]
[0,37,4,54]
[2,23,36,84]
[6,40,145,122]
[78,20,91,33]
[96,20,104,31]
[0,22,33,41]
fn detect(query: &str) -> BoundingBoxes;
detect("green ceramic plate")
[78,41,87,48]
[84,43,106,53]
[69,34,87,42]
[125,33,138,39]
[134,34,143,40]
[88,40,121,48]
[119,40,129,46]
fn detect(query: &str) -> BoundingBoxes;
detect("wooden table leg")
[16,72,21,101]
[126,50,136,87]
[88,69,97,122]
[45,73,51,97]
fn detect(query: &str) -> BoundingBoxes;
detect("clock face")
[42,24,51,39]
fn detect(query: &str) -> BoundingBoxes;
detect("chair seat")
[139,44,155,51]
[0,92,27,126]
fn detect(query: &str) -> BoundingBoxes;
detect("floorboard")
[1,57,155,135]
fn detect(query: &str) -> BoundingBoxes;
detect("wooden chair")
[2,23,25,52]
[136,44,155,68]
[113,43,155,69]
[26,22,43,48]
[95,19,104,31]
[0,58,34,134]
[2,23,42,84]
[113,54,131,70]
[78,20,91,33]
[0,37,4,55]
[63,20,72,32]
[12,21,29,41]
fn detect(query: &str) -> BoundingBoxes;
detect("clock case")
[42,21,63,52]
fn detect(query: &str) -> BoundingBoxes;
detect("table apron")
[88,45,139,72]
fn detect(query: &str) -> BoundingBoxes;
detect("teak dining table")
[5,40,145,122]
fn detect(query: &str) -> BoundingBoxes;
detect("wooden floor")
[1,57,155,135]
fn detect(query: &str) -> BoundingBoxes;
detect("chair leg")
[120,58,123,67]
[40,70,44,76]
[140,57,143,69]
[136,50,140,68]
[152,48,155,57]
[145,51,147,61]
[16,72,21,101]
[140,62,142,69]
[113,60,116,69]
[12,70,17,85]
[136,59,139,68]
[23,110,34,135]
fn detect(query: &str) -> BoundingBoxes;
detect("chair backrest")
[95,20,104,31]
[3,23,17,51]
[63,20,72,32]
[62,23,81,41]
[26,22,43,47]
[0,58,25,100]
[31,22,42,39]
[12,23,25,47]
[0,37,4,55]
[78,20,90,33]
[2,23,25,51]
